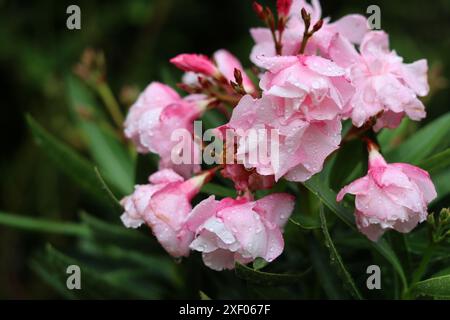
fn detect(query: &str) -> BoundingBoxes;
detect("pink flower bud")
[170,53,218,77]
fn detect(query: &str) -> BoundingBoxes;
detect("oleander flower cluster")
[120,0,436,271]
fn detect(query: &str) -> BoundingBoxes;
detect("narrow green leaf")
[37,244,151,299]
[30,258,78,300]
[319,204,363,300]
[378,118,411,153]
[201,183,237,198]
[330,139,365,189]
[385,112,450,163]
[26,114,113,208]
[433,169,450,202]
[94,167,122,210]
[417,148,450,174]
[235,262,310,286]
[0,211,90,237]
[80,212,141,240]
[201,109,227,130]
[199,291,212,300]
[67,76,134,194]
[309,236,345,299]
[412,275,450,298]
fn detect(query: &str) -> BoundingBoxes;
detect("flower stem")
[411,243,436,285]
[96,81,125,128]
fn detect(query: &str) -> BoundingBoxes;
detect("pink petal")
[255,193,295,228]
[392,163,437,203]
[336,176,370,201]
[186,196,218,232]
[330,14,369,44]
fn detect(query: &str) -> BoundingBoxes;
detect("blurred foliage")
[0,0,449,299]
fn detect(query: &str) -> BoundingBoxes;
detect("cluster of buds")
[253,0,294,55]
[73,48,106,86]
[427,208,450,243]
[299,7,323,53]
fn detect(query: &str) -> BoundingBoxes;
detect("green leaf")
[378,118,412,153]
[199,291,212,300]
[201,183,237,198]
[412,275,450,298]
[303,174,407,289]
[26,114,115,208]
[433,169,450,202]
[308,236,345,299]
[0,211,90,237]
[78,240,180,285]
[235,262,310,286]
[319,204,363,300]
[67,76,134,195]
[93,167,122,211]
[416,148,450,174]
[385,112,450,164]
[330,139,365,189]
[36,244,155,299]
[79,212,148,243]
[30,257,78,299]
[201,109,227,130]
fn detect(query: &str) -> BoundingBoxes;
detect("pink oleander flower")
[224,94,341,182]
[221,164,275,192]
[170,53,219,77]
[250,0,368,67]
[124,82,207,178]
[181,49,255,93]
[258,55,354,121]
[329,31,429,130]
[120,169,211,257]
[186,193,295,271]
[336,146,437,241]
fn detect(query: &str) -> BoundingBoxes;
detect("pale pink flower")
[225,94,341,182]
[124,82,206,177]
[120,169,210,257]
[170,53,219,77]
[336,148,437,241]
[258,55,354,121]
[250,0,368,67]
[329,31,429,130]
[186,193,295,271]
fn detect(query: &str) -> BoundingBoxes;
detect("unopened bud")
[233,68,243,86]
[312,19,324,33]
[252,2,265,20]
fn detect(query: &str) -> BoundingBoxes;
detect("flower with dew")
[186,193,295,271]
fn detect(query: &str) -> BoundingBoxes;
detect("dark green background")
[0,0,449,298]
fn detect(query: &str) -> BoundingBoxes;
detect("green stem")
[96,82,124,128]
[412,243,436,284]
[402,242,436,299]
